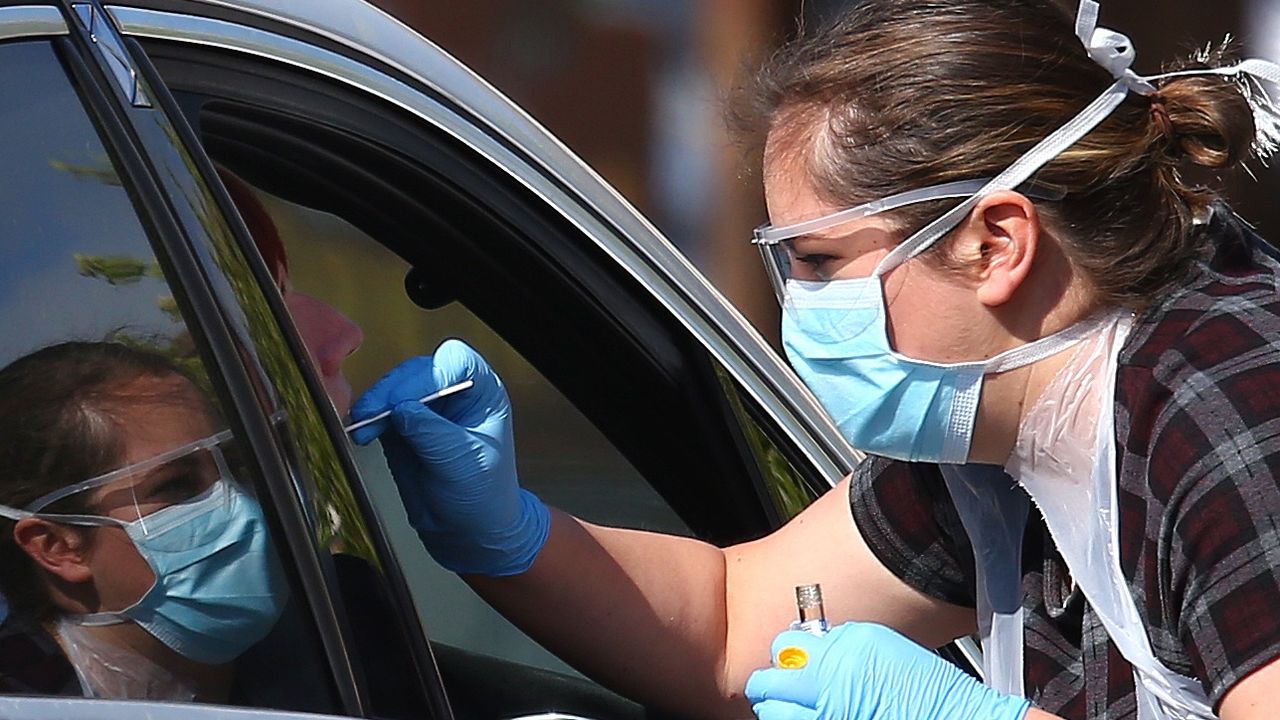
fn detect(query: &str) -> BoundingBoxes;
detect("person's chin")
[325,377,353,418]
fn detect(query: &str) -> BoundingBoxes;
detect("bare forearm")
[462,479,977,718]
[466,508,747,718]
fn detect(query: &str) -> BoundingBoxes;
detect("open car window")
[0,33,342,714]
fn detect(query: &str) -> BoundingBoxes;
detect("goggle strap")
[0,503,123,528]
[875,79,1131,276]
[878,57,1280,280]
[754,179,994,244]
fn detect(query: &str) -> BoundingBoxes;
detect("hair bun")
[1155,74,1256,169]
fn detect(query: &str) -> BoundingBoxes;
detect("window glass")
[253,182,689,676]
[714,366,823,522]
[0,41,174,365]
[0,40,335,713]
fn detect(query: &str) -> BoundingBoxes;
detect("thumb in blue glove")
[745,623,1030,720]
[349,339,550,576]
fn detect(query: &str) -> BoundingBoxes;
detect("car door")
[0,2,448,718]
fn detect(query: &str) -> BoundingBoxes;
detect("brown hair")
[0,342,205,619]
[731,0,1258,307]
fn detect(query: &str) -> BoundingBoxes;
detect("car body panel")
[0,5,65,38]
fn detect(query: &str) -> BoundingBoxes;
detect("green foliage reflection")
[713,364,817,521]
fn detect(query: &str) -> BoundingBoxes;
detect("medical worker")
[351,0,1280,717]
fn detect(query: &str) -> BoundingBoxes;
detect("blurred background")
[369,0,1280,345]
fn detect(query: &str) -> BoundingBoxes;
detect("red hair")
[215,166,288,287]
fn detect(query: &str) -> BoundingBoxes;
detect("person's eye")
[146,471,206,503]
[795,253,838,278]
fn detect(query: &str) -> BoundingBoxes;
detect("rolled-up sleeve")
[849,456,977,608]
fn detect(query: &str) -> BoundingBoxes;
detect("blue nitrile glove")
[349,339,550,576]
[745,622,1030,720]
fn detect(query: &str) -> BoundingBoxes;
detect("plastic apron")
[940,311,1216,719]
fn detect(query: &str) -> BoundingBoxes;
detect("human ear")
[13,518,93,584]
[971,191,1039,307]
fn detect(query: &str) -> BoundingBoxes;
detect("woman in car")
[349,0,1280,718]
[217,166,364,416]
[0,342,287,700]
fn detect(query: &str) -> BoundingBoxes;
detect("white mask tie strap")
[869,0,1280,276]
[1075,0,1157,95]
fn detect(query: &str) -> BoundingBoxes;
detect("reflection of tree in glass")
[151,113,378,565]
[74,253,162,285]
[714,364,819,521]
[62,112,379,564]
[74,253,180,323]
[49,155,121,186]
[72,253,209,394]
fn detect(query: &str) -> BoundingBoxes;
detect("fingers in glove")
[350,355,438,443]
[429,339,508,427]
[390,400,484,463]
[350,339,504,444]
[751,700,818,720]
[745,667,821,708]
[768,629,829,660]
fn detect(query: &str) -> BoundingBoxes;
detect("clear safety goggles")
[752,179,1066,304]
[4,430,240,536]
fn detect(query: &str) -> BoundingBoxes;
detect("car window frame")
[0,696,357,720]
[106,0,858,491]
[142,47,782,542]
[96,5,453,716]
[0,2,393,715]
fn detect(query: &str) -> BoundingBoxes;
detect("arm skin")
[1219,657,1280,719]
[464,466,1280,720]
[466,476,977,718]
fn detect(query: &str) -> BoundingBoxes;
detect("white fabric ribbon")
[1078,0,1280,90]
[1073,0,1280,160]
[1076,0,1157,94]
[878,0,1280,267]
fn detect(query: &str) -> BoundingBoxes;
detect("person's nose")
[286,291,363,377]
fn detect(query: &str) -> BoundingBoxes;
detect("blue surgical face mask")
[73,476,289,665]
[1,431,288,665]
[780,275,1103,463]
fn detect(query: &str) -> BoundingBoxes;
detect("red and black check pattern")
[851,207,1280,718]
